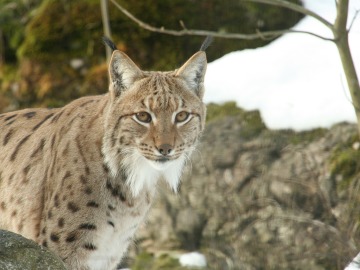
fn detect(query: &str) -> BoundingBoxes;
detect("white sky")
[204,0,360,131]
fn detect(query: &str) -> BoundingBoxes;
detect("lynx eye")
[175,111,190,123]
[135,112,152,123]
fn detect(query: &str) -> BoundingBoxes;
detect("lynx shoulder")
[0,39,208,270]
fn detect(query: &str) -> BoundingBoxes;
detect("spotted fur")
[0,47,207,269]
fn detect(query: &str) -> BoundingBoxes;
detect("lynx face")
[103,50,207,196]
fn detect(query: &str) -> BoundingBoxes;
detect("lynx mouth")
[156,157,170,163]
[145,157,173,171]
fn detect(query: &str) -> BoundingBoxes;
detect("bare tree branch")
[256,29,334,41]
[334,0,349,33]
[242,0,334,29]
[0,29,4,66]
[348,9,360,33]
[109,0,360,138]
[332,0,360,136]
[109,0,334,42]
[100,0,112,63]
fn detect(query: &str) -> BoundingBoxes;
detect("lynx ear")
[109,50,142,97]
[175,51,207,98]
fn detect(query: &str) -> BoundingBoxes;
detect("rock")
[0,230,67,270]
[134,111,360,270]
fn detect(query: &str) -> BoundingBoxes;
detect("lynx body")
[0,43,207,269]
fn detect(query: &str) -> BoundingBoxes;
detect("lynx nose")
[158,144,173,156]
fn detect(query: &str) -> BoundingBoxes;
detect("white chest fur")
[92,149,187,269]
[109,149,187,197]
[85,194,152,270]
[131,151,187,196]
[85,151,187,270]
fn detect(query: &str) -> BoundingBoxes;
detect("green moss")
[330,149,360,189]
[0,64,20,112]
[2,0,304,111]
[206,102,243,122]
[206,102,266,139]
[1,64,19,83]
[131,252,155,270]
[17,0,303,68]
[18,0,103,62]
[0,64,19,95]
[152,254,183,269]
[330,134,360,189]
[288,128,327,145]
[239,109,266,139]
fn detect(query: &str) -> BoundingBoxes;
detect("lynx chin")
[0,37,210,270]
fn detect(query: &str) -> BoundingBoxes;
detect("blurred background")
[0,0,302,111]
[1,0,360,269]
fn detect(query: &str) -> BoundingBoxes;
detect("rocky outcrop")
[134,112,360,270]
[1,109,358,270]
[0,230,67,270]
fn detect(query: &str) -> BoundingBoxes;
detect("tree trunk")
[100,0,112,63]
[335,35,360,135]
[0,29,4,66]
[333,0,360,136]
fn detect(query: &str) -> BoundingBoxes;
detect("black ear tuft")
[102,36,118,52]
[199,36,214,52]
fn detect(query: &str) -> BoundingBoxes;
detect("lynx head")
[103,43,208,196]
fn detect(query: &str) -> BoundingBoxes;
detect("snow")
[179,252,207,268]
[204,0,360,131]
[117,252,207,269]
[345,253,360,270]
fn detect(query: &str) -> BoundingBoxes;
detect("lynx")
[0,38,210,270]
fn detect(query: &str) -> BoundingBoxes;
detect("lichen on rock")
[0,230,67,270]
